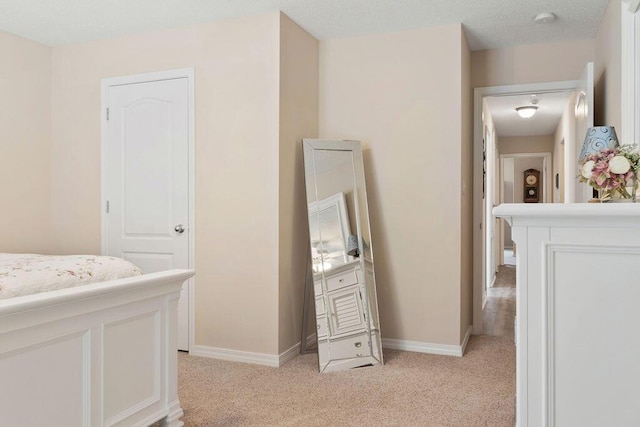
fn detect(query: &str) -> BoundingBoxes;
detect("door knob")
[174,224,185,234]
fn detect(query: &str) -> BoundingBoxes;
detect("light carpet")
[176,335,515,426]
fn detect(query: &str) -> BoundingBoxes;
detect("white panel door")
[570,62,594,203]
[105,77,190,351]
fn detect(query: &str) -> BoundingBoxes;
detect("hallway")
[482,264,516,339]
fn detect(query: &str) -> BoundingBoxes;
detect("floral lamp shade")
[578,125,640,201]
[579,126,619,160]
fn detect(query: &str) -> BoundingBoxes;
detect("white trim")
[543,242,555,427]
[541,242,640,427]
[100,67,196,353]
[191,334,318,368]
[191,345,281,368]
[473,81,577,336]
[186,69,197,355]
[278,343,303,366]
[382,327,472,358]
[460,325,473,356]
[622,1,640,146]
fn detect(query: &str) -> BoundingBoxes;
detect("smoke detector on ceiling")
[535,12,556,24]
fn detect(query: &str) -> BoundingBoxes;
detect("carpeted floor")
[177,335,515,426]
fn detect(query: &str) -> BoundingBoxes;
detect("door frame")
[497,152,552,265]
[100,67,196,351]
[500,152,553,204]
[472,80,577,335]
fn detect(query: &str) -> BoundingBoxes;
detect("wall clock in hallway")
[523,169,540,203]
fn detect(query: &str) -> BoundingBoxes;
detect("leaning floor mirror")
[301,139,383,373]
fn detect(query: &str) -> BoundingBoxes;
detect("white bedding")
[0,253,142,299]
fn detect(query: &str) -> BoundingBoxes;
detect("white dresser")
[314,259,381,369]
[494,203,640,427]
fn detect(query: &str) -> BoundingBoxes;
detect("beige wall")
[498,135,554,155]
[0,31,52,253]
[553,92,577,203]
[595,0,622,133]
[278,14,319,353]
[472,39,595,88]
[459,30,473,342]
[319,24,467,346]
[51,14,283,354]
[4,3,624,356]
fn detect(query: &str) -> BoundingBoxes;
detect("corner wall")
[278,13,319,354]
[319,24,466,347]
[460,29,474,343]
[51,13,282,355]
[0,31,52,253]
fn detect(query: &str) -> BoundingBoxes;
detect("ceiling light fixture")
[516,106,538,119]
[534,12,556,24]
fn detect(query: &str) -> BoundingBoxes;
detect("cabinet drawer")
[326,269,359,292]
[328,333,370,360]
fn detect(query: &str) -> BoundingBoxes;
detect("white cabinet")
[494,203,640,427]
[315,260,367,340]
[314,259,382,371]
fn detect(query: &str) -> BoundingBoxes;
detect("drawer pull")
[354,342,362,348]
[339,279,344,283]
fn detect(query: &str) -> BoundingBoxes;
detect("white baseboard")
[460,325,473,356]
[190,345,280,367]
[278,343,301,366]
[382,326,473,358]
[191,331,474,367]
[279,334,317,365]
[191,334,318,368]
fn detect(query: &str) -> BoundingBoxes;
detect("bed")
[0,253,194,427]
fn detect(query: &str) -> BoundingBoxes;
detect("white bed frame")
[0,269,194,427]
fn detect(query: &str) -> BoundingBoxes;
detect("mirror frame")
[301,139,383,373]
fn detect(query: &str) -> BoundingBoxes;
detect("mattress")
[0,253,143,299]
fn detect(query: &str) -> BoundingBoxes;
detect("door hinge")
[106,108,110,121]
[106,201,110,213]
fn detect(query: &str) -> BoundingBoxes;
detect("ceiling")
[485,91,575,137]
[0,0,610,50]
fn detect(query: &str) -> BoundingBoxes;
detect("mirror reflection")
[308,192,351,272]
[302,139,383,373]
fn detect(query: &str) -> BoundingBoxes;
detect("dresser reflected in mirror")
[302,139,383,373]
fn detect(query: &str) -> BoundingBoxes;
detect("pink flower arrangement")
[579,145,640,200]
